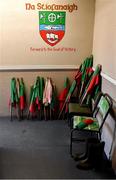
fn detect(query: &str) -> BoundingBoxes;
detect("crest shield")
[39,11,66,46]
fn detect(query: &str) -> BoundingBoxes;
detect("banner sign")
[25,3,78,13]
[25,1,78,47]
[39,11,65,46]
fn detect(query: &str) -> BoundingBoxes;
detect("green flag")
[58,77,69,111]
[10,78,19,106]
[29,77,39,113]
[19,78,26,110]
[87,64,102,94]
[81,64,102,104]
[50,84,57,111]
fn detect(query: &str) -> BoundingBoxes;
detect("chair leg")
[70,128,86,157]
[10,105,13,121]
[40,109,42,120]
[20,110,23,120]
[98,132,101,140]
[50,107,52,120]
[44,106,47,120]
[70,129,74,157]
[27,111,30,120]
[70,117,73,129]
[16,104,20,120]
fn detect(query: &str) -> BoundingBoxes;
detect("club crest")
[39,11,66,46]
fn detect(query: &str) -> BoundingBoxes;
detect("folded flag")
[76,118,94,129]
[58,77,69,111]
[10,77,19,107]
[79,56,94,98]
[50,83,57,111]
[29,78,37,113]
[87,64,102,94]
[39,77,44,102]
[81,64,102,105]
[43,77,53,106]
[19,78,26,110]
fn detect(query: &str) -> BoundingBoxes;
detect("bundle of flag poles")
[58,55,102,120]
[58,55,94,119]
[28,76,44,119]
[80,64,102,105]
[10,77,26,120]
[9,55,102,121]
[28,77,58,120]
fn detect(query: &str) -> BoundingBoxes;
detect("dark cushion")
[69,103,92,117]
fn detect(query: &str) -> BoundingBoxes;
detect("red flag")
[86,65,101,94]
[29,103,35,113]
[87,75,99,94]
[19,78,26,110]
[58,78,69,111]
[81,64,102,104]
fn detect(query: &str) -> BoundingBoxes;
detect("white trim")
[0,65,115,86]
[0,65,78,71]
[93,67,116,86]
[101,72,116,86]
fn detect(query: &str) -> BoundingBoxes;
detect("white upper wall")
[93,0,116,167]
[93,0,116,80]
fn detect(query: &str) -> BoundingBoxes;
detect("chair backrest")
[94,93,113,131]
[92,91,103,113]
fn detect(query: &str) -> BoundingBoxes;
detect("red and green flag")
[29,76,44,113]
[58,77,69,111]
[29,78,38,113]
[65,78,79,113]
[50,84,57,111]
[81,64,102,104]
[43,77,53,106]
[10,78,19,107]
[39,77,44,102]
[18,78,26,110]
[76,118,94,129]
[86,64,102,94]
[74,55,93,81]
[35,77,41,110]
[29,90,35,113]
[58,79,77,119]
[79,56,94,98]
